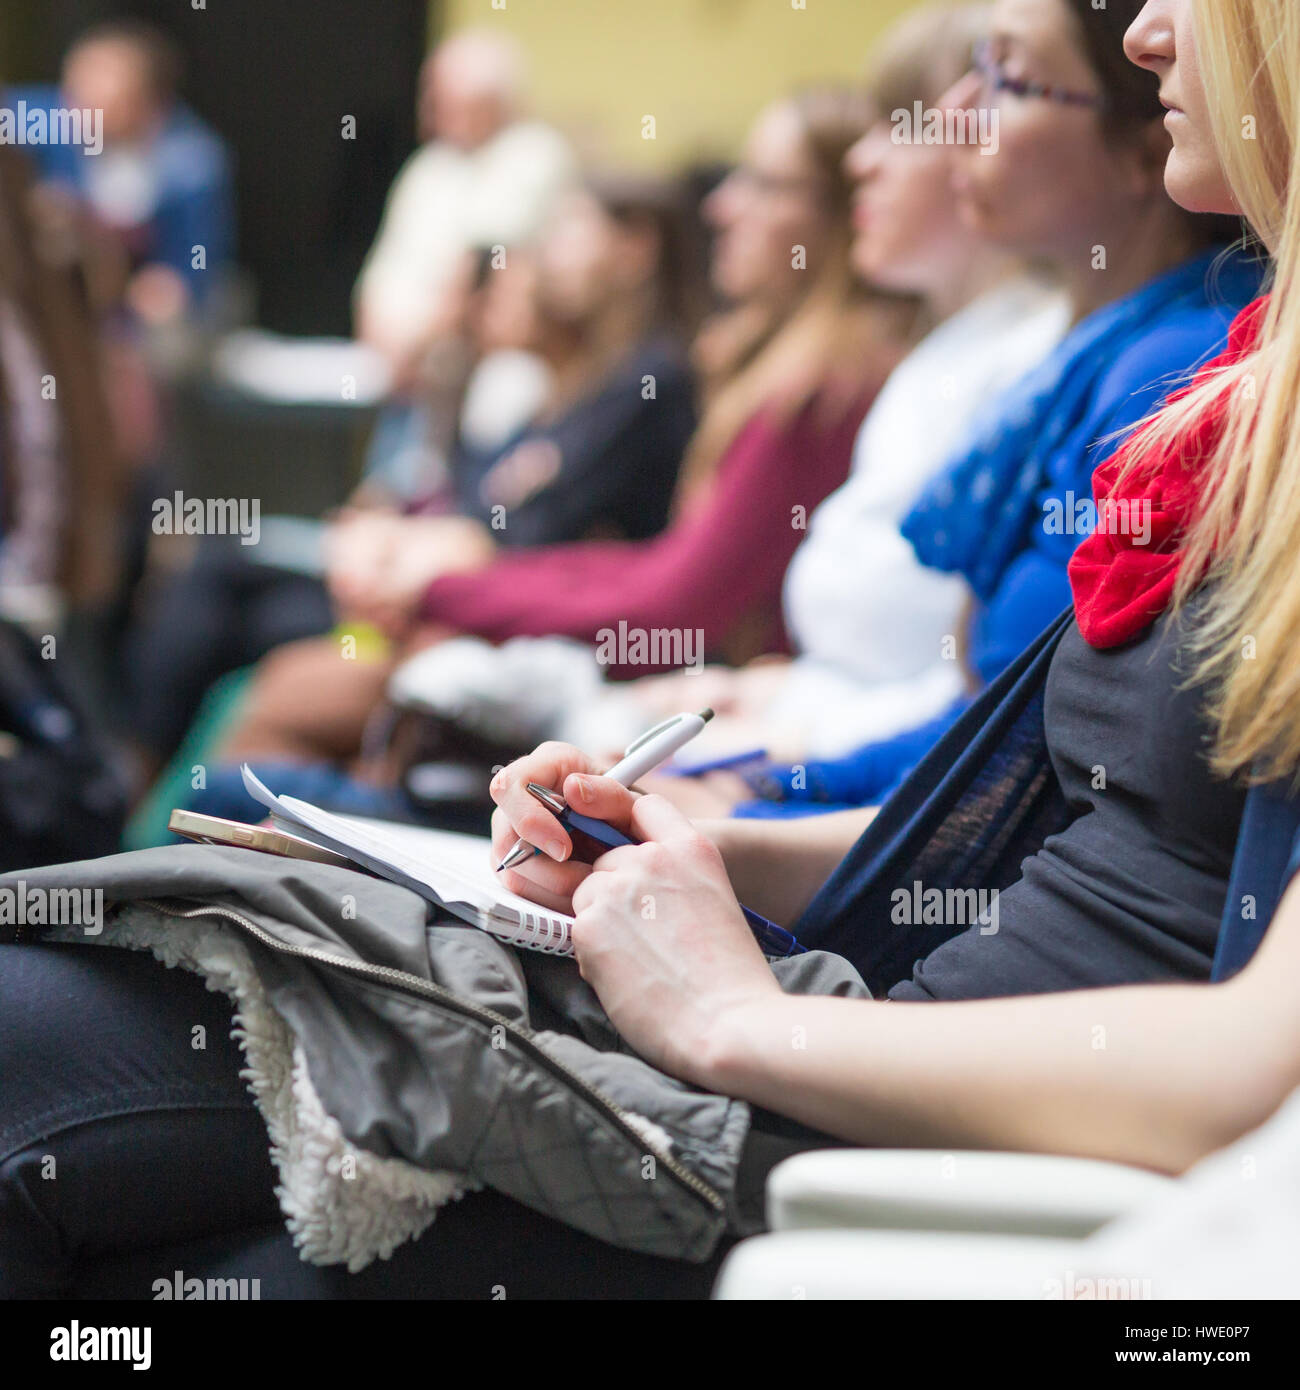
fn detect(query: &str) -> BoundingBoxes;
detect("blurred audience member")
[0,144,124,629]
[0,144,129,864]
[331,175,705,626]
[9,20,234,327]
[355,29,576,395]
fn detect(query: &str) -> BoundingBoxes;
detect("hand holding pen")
[488,713,805,957]
[496,708,716,872]
[520,782,806,957]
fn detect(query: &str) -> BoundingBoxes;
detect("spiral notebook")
[240,765,575,955]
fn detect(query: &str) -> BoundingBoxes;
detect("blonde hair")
[1128,0,1297,782]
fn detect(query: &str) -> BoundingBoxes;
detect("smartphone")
[168,809,356,869]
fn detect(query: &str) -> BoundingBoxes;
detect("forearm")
[702,808,876,925]
[700,975,1298,1174]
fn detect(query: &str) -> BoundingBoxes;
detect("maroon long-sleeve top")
[420,387,873,675]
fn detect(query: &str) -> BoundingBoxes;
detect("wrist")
[691,988,788,1095]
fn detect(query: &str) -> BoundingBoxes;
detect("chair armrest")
[713,1230,1080,1300]
[766,1149,1176,1239]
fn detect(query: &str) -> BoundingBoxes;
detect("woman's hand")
[328,515,497,638]
[490,744,782,1082]
[324,511,402,614]
[570,793,781,1085]
[489,742,626,914]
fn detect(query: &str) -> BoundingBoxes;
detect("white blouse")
[769,275,1071,757]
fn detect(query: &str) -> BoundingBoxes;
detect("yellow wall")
[438,0,920,169]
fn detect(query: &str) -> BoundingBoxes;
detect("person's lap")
[0,941,724,1299]
[217,635,396,765]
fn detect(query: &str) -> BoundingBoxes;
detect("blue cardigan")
[793,608,1300,993]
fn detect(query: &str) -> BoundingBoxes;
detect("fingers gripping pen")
[495,708,714,873]
[504,774,808,958]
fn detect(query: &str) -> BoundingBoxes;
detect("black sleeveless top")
[890,600,1248,1000]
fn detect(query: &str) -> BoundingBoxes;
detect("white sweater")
[356,121,577,355]
[767,275,1071,757]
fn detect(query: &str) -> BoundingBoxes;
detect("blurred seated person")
[356,28,576,406]
[126,176,701,770]
[8,20,234,328]
[330,176,705,626]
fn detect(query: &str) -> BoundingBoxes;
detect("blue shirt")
[5,86,234,302]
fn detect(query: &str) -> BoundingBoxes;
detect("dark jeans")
[0,942,726,1298]
[126,538,335,763]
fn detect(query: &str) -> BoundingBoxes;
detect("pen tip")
[698,708,715,723]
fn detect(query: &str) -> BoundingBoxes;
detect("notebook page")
[240,765,574,953]
[326,816,567,919]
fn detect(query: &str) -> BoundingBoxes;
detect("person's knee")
[220,639,394,761]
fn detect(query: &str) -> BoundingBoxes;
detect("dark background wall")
[1,0,432,335]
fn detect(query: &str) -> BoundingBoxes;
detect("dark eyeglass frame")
[972,38,1104,111]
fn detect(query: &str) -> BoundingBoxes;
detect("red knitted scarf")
[1068,296,1269,648]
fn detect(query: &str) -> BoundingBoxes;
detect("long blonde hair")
[1131,0,1298,782]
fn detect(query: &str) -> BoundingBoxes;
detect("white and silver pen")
[495,707,714,872]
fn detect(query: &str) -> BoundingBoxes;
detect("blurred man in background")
[355,28,576,443]
[10,19,234,327]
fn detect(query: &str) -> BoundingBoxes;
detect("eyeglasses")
[971,39,1103,110]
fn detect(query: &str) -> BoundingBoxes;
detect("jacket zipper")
[139,899,726,1215]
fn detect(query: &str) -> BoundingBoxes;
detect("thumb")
[563,773,641,833]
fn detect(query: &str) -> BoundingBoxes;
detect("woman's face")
[940,0,1155,266]
[1124,0,1237,216]
[845,119,972,296]
[533,190,653,324]
[474,252,542,352]
[704,102,832,304]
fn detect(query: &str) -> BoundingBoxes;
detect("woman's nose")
[703,175,740,227]
[845,128,884,182]
[1124,0,1176,74]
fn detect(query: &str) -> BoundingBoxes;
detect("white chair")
[714,1093,1300,1299]
[714,1149,1170,1300]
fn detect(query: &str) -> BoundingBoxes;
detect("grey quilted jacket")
[1,846,870,1261]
